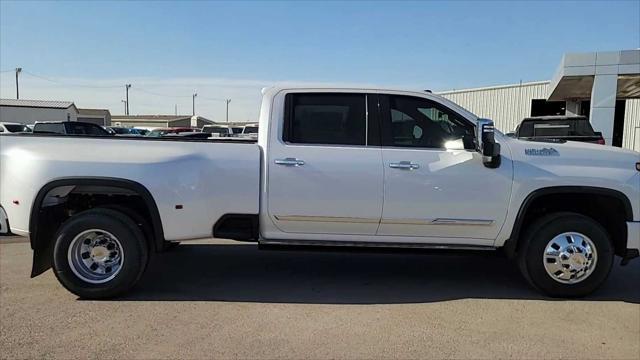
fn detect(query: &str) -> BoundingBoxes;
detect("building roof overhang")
[547,50,640,101]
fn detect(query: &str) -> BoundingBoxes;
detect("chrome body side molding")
[381,218,494,226]
[273,215,379,224]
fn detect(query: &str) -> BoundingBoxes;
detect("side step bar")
[258,239,497,253]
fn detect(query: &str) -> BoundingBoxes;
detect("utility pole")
[225,99,231,122]
[174,104,177,116]
[121,100,127,114]
[125,84,132,115]
[192,92,198,116]
[15,68,22,99]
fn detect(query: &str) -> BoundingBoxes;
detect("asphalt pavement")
[1,236,638,359]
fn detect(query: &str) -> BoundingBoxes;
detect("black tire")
[52,208,149,299]
[517,212,614,298]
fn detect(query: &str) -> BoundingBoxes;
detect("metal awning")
[547,50,640,101]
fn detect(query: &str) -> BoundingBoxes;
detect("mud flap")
[30,240,54,277]
[29,204,65,277]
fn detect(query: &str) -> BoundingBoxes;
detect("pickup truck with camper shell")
[0,86,639,299]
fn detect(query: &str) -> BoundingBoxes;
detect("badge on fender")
[525,148,559,156]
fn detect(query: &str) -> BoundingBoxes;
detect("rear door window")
[283,93,366,146]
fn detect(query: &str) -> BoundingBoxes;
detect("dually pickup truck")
[1,86,639,299]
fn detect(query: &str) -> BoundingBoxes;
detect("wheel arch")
[504,186,633,258]
[29,177,164,277]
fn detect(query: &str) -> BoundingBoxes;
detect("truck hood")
[505,137,640,169]
[503,136,640,221]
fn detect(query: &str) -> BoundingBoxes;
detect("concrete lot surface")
[1,236,639,359]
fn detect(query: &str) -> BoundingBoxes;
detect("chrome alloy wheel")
[543,232,597,284]
[67,229,124,284]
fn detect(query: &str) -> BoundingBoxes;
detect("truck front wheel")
[518,212,614,298]
[52,208,148,299]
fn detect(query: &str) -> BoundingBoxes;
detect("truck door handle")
[389,161,420,170]
[275,158,305,166]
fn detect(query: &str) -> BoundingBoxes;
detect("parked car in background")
[146,127,196,137]
[242,125,258,135]
[202,125,233,137]
[108,127,145,136]
[163,132,211,139]
[0,122,32,133]
[235,124,259,139]
[515,116,605,145]
[33,121,111,136]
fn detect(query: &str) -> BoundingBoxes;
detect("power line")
[11,68,231,105]
[135,88,227,102]
[199,96,227,102]
[134,87,193,98]
[22,70,122,89]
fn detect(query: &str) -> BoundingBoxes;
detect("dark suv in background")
[33,121,111,136]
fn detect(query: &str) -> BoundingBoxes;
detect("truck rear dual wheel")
[52,208,148,299]
[518,212,614,298]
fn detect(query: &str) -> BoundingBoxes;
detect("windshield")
[243,126,258,134]
[4,124,32,132]
[202,126,227,134]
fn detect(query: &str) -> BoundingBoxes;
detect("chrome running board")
[258,239,496,251]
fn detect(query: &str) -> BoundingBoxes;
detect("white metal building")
[77,108,111,126]
[438,50,640,151]
[0,99,79,124]
[111,115,214,129]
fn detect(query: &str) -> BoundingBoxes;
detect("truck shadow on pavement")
[125,243,640,304]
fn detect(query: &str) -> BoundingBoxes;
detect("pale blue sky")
[1,1,638,120]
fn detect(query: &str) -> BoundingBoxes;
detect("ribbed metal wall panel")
[623,99,640,151]
[438,81,550,133]
[439,82,639,150]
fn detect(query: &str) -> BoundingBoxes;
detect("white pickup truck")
[1,86,639,299]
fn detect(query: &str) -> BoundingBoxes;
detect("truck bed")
[0,133,261,240]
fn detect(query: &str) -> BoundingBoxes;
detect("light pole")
[121,100,127,115]
[15,68,22,99]
[192,92,198,116]
[225,99,231,122]
[125,84,132,115]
